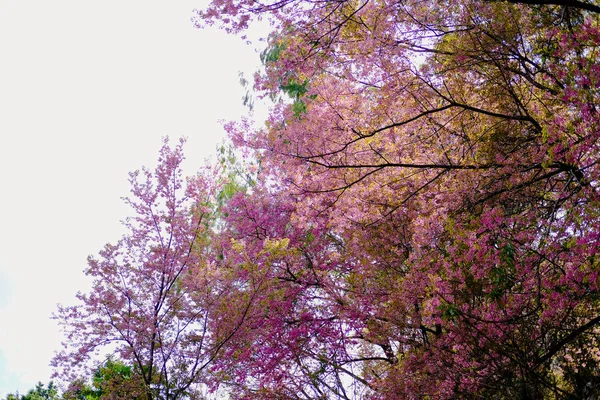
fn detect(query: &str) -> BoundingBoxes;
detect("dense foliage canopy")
[53,0,600,399]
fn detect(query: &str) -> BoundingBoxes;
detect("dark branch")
[536,314,600,366]
[502,0,600,14]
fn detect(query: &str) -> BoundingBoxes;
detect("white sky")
[0,1,267,396]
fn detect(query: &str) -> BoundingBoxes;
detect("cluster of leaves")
[61,358,146,400]
[52,0,600,399]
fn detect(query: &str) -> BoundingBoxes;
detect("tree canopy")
[53,1,600,399]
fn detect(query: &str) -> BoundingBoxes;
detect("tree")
[3,382,59,400]
[52,138,240,400]
[62,358,146,400]
[195,0,600,398]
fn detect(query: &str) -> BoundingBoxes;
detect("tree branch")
[502,0,600,14]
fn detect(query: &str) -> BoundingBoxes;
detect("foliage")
[196,0,600,398]
[3,382,59,400]
[52,138,239,400]
[62,358,146,400]
[54,0,600,398]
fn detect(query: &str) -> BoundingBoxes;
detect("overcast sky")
[0,1,267,396]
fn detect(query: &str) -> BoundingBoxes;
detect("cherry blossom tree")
[195,0,600,398]
[52,139,240,400]
[51,2,600,397]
